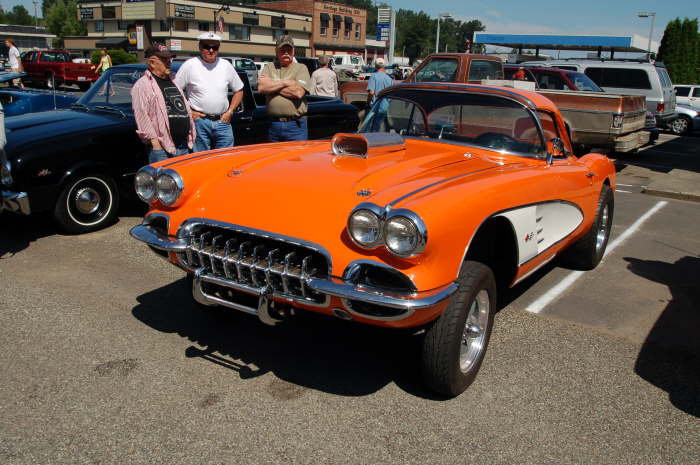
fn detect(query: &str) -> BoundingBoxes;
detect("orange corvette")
[131,83,615,397]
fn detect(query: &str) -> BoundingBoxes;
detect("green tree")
[6,5,35,25]
[91,49,138,66]
[45,0,87,47]
[657,17,700,84]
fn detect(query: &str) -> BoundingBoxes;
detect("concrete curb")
[641,187,700,203]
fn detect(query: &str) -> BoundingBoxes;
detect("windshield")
[78,67,144,111]
[360,89,546,158]
[568,72,603,92]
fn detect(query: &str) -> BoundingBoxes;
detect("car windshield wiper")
[94,105,126,117]
[70,102,90,111]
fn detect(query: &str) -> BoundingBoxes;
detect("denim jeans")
[194,118,234,152]
[268,117,308,142]
[149,144,190,164]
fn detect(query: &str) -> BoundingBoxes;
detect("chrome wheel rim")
[595,204,609,252]
[672,118,688,135]
[460,289,490,373]
[75,187,101,214]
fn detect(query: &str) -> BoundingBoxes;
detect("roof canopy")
[474,33,657,53]
[95,37,130,48]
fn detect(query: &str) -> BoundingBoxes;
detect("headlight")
[348,207,382,247]
[134,166,158,203]
[0,158,12,186]
[383,210,427,257]
[156,169,184,206]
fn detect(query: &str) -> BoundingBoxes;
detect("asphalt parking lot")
[1,134,698,464]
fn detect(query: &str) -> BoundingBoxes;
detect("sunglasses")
[200,44,220,51]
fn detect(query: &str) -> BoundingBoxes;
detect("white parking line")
[615,189,632,193]
[525,200,668,314]
[617,183,634,187]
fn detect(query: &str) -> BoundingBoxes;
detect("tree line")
[657,18,700,84]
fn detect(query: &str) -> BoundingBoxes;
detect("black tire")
[421,261,497,397]
[561,184,614,270]
[53,173,119,234]
[77,82,91,92]
[670,115,691,136]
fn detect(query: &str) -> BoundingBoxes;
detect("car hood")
[5,108,130,153]
[164,138,523,249]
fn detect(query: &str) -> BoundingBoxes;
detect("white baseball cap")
[198,32,221,42]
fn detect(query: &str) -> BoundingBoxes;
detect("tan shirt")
[262,62,311,117]
[310,67,338,97]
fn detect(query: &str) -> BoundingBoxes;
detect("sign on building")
[170,39,182,51]
[174,5,195,18]
[80,8,93,20]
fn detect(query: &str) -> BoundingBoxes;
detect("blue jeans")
[149,144,190,164]
[268,117,308,142]
[194,118,234,152]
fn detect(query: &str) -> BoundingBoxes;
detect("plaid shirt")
[131,69,196,154]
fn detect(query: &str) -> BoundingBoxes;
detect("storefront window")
[173,20,188,32]
[95,21,104,32]
[230,25,250,41]
[355,23,361,40]
[102,6,115,19]
[243,13,258,26]
[118,21,129,31]
[271,16,285,28]
[198,22,209,31]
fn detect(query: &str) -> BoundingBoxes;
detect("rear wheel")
[53,173,119,234]
[421,261,496,397]
[670,115,691,136]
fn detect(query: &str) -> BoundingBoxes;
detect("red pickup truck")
[21,50,99,91]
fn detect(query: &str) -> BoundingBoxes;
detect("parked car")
[673,84,700,107]
[0,63,359,233]
[504,65,603,92]
[667,104,700,136]
[332,54,365,74]
[20,49,99,91]
[222,57,258,90]
[0,71,78,117]
[130,82,616,397]
[522,59,677,128]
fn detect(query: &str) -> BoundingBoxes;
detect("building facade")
[66,0,312,60]
[0,25,56,55]
[256,0,366,57]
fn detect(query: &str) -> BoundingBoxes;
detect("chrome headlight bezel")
[347,202,384,248]
[134,165,158,203]
[155,168,185,207]
[347,203,427,258]
[382,209,428,258]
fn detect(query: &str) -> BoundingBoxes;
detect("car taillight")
[657,103,665,113]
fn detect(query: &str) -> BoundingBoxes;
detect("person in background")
[310,55,337,97]
[367,58,393,107]
[513,67,527,80]
[5,39,23,88]
[259,35,311,142]
[131,45,196,163]
[174,32,244,152]
[94,48,112,75]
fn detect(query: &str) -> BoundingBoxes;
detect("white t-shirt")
[174,57,244,115]
[8,46,20,70]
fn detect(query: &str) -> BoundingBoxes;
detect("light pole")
[638,11,656,61]
[32,0,38,28]
[435,13,452,54]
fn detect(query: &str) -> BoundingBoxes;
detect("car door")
[689,87,700,106]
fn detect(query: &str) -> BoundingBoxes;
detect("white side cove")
[496,201,584,266]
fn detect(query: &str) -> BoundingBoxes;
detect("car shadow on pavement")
[625,256,700,418]
[132,278,443,399]
[0,211,55,258]
[614,134,700,175]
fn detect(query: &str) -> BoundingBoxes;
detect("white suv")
[673,85,700,107]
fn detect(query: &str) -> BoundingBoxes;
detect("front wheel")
[421,261,497,397]
[670,115,691,136]
[53,173,119,234]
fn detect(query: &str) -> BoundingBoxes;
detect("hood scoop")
[331,132,405,158]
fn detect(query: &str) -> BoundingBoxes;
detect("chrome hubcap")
[460,289,490,373]
[673,118,688,133]
[595,204,609,252]
[75,187,101,214]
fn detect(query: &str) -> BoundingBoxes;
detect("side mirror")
[550,137,566,156]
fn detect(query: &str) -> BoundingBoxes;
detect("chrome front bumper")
[1,190,30,215]
[130,223,458,320]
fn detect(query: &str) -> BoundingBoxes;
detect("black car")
[0,63,359,234]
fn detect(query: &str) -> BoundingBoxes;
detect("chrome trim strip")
[331,132,405,158]
[342,259,419,294]
[512,254,556,286]
[347,202,385,249]
[383,208,428,257]
[386,164,505,208]
[1,190,30,215]
[129,224,189,252]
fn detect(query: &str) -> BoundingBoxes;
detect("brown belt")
[270,116,306,122]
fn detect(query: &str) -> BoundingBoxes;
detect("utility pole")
[32,0,39,28]
[637,11,656,61]
[435,13,452,54]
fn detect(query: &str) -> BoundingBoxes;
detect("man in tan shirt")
[310,55,338,97]
[259,35,311,141]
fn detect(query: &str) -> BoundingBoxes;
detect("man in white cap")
[174,32,244,151]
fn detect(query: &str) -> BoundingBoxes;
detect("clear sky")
[3,0,696,49]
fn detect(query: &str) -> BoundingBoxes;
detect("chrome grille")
[178,224,329,305]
